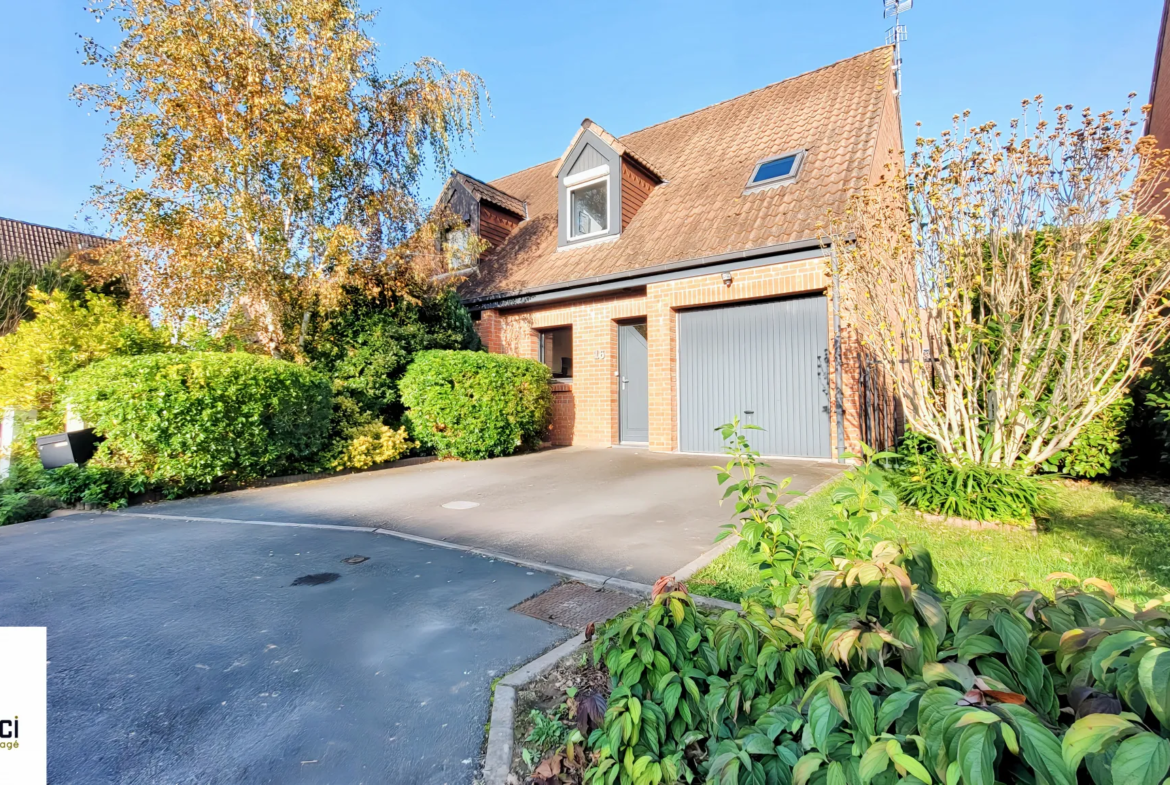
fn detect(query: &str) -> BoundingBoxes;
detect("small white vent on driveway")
[441,501,480,510]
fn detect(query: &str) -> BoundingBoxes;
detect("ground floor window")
[539,327,573,379]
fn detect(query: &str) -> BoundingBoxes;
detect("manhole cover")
[511,582,637,631]
[442,501,479,510]
[291,572,340,586]
[341,555,369,565]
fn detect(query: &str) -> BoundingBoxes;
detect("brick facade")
[474,255,868,457]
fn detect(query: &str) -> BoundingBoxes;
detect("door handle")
[744,410,754,415]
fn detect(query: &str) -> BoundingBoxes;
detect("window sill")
[556,233,620,252]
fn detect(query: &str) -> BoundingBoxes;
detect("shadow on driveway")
[140,447,844,583]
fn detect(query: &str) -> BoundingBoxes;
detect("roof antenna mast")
[883,0,912,96]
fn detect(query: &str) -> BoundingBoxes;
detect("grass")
[688,478,1170,604]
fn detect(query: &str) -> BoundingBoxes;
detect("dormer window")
[746,151,805,190]
[443,226,475,270]
[565,166,609,240]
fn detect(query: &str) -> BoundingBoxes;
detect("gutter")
[465,236,830,311]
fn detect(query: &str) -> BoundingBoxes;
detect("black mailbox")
[35,429,104,470]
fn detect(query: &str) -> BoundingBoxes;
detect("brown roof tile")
[463,47,897,300]
[0,217,113,270]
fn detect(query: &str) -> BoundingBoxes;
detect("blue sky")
[0,0,1162,235]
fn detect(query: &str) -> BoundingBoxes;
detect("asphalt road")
[0,513,570,784]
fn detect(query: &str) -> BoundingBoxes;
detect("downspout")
[827,242,848,463]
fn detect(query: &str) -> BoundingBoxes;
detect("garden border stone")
[480,585,739,785]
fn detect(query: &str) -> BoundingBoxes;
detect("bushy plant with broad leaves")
[713,420,830,605]
[305,282,481,423]
[0,492,60,525]
[579,431,1170,785]
[823,444,900,561]
[66,352,331,494]
[400,350,551,460]
[0,288,169,411]
[1042,399,1131,479]
[325,417,414,471]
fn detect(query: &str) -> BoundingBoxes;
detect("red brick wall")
[473,255,865,455]
[549,383,575,446]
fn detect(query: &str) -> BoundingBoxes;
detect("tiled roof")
[451,171,528,218]
[463,47,898,301]
[0,217,113,270]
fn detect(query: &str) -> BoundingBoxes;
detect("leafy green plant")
[714,420,829,605]
[325,419,414,471]
[66,352,332,493]
[0,492,60,525]
[1043,398,1131,478]
[39,463,148,509]
[581,430,1170,785]
[0,288,169,411]
[528,708,571,751]
[891,432,1047,523]
[304,283,481,423]
[824,444,900,561]
[400,349,552,460]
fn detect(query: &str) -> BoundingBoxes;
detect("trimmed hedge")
[400,350,552,460]
[65,352,331,491]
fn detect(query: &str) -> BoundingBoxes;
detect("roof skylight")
[747,151,804,189]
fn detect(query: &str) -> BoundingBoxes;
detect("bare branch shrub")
[826,97,1170,470]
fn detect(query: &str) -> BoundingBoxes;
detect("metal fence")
[858,353,903,452]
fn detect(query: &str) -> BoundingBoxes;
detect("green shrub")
[400,350,552,460]
[1127,346,1170,475]
[65,352,331,492]
[305,284,481,422]
[326,420,415,471]
[891,431,1046,523]
[0,492,60,525]
[579,428,1170,785]
[0,288,169,411]
[39,463,147,509]
[1043,398,1131,478]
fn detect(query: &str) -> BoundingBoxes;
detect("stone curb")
[482,632,588,785]
[479,469,844,783]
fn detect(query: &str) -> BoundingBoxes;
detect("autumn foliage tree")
[74,0,485,353]
[827,98,1170,471]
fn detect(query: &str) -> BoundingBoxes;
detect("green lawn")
[688,478,1170,604]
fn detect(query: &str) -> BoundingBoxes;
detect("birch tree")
[74,0,485,353]
[827,97,1170,471]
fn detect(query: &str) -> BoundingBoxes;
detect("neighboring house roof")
[462,46,899,302]
[449,171,528,219]
[0,217,113,270]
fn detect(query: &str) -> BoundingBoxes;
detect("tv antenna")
[884,0,912,96]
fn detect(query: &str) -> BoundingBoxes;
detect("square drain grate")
[511,582,638,631]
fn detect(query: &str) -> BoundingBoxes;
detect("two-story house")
[437,47,902,459]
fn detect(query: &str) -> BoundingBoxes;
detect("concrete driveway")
[0,513,569,784]
[137,447,843,583]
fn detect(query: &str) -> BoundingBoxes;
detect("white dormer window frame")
[565,164,611,241]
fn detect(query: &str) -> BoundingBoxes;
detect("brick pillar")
[646,293,676,452]
[475,309,505,354]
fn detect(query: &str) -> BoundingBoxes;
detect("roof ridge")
[0,215,111,242]
[618,46,893,142]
